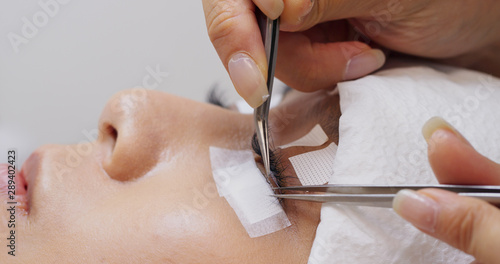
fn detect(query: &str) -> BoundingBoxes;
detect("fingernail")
[393,189,440,233]
[422,117,470,146]
[297,0,314,23]
[258,0,285,20]
[344,49,386,80]
[228,53,269,108]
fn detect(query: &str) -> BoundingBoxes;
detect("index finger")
[203,0,277,108]
[422,117,500,185]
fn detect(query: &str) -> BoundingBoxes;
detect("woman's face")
[0,88,341,263]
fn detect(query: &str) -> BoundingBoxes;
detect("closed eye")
[206,85,227,108]
[251,133,294,187]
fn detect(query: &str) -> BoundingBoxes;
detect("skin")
[0,88,341,263]
[406,123,500,263]
[203,0,500,93]
[202,1,500,260]
[2,85,500,263]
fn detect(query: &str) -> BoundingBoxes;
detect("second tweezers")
[272,184,500,208]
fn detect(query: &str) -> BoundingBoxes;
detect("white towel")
[308,62,500,264]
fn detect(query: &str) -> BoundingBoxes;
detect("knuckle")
[457,205,478,253]
[464,203,492,258]
[441,201,489,255]
[308,0,342,27]
[205,2,239,45]
[315,0,328,23]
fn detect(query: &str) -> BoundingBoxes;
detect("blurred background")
[0,0,237,165]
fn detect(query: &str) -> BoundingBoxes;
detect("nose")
[98,89,170,181]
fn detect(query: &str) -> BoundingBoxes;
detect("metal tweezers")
[272,184,500,208]
[254,9,279,185]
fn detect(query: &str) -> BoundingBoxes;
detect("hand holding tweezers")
[272,184,500,208]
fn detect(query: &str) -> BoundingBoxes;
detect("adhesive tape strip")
[279,124,328,149]
[289,142,338,185]
[209,146,291,238]
[212,160,260,197]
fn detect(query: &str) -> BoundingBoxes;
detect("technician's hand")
[203,0,500,108]
[393,117,500,263]
[202,0,385,108]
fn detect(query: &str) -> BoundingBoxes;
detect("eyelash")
[207,86,295,186]
[251,133,292,187]
[206,85,226,108]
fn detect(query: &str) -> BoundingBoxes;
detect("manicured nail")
[228,53,269,108]
[393,189,440,233]
[256,0,284,20]
[297,0,315,23]
[344,49,385,80]
[422,117,470,146]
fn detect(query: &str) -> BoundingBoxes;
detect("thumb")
[393,116,500,263]
[422,117,500,185]
[275,21,386,91]
[393,189,500,263]
[279,0,384,32]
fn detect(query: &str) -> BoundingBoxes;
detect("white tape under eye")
[279,124,328,149]
[209,147,291,238]
[289,142,338,185]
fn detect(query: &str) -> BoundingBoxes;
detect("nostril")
[106,124,118,143]
[100,123,119,159]
[103,123,118,145]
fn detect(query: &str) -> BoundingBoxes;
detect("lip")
[0,163,29,212]
[20,151,40,189]
[20,149,46,211]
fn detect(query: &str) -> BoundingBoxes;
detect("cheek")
[27,148,114,224]
[84,183,248,262]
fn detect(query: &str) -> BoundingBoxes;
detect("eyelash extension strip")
[289,142,338,186]
[209,146,291,238]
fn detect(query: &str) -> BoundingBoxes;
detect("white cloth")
[308,63,500,264]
